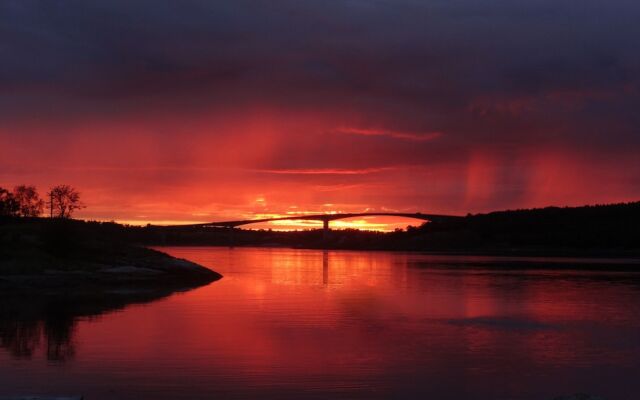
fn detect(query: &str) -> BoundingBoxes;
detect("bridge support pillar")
[322,219,330,242]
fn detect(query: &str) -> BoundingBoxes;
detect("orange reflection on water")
[2,248,640,399]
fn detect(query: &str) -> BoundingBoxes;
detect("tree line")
[0,184,84,218]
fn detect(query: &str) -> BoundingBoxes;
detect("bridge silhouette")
[177,212,463,233]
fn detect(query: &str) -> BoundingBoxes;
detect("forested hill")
[402,201,640,254]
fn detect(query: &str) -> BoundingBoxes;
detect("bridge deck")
[169,212,462,229]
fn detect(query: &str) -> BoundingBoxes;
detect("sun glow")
[239,215,423,232]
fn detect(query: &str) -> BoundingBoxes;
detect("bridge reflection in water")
[323,251,328,285]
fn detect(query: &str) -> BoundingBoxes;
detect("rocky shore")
[0,218,222,291]
[0,247,221,291]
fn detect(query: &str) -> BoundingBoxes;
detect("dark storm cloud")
[1,0,639,151]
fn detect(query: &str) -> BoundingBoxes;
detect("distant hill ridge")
[2,201,638,256]
[410,201,640,253]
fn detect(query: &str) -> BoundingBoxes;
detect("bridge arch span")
[185,212,462,231]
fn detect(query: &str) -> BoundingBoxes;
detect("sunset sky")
[1,1,639,229]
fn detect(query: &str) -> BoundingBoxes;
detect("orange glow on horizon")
[111,214,426,232]
[3,108,639,226]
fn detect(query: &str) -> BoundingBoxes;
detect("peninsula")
[0,217,221,292]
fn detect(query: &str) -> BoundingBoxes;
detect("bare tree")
[13,185,44,217]
[0,187,19,216]
[47,185,85,218]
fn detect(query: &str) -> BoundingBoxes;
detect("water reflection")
[1,248,640,399]
[0,286,204,362]
[323,250,328,285]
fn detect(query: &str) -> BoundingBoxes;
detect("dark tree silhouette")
[0,187,19,217]
[47,185,85,218]
[13,185,44,217]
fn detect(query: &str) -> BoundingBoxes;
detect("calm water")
[2,247,640,399]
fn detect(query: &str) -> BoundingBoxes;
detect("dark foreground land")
[0,218,221,291]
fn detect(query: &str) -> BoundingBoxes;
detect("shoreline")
[0,218,222,292]
[0,247,222,292]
